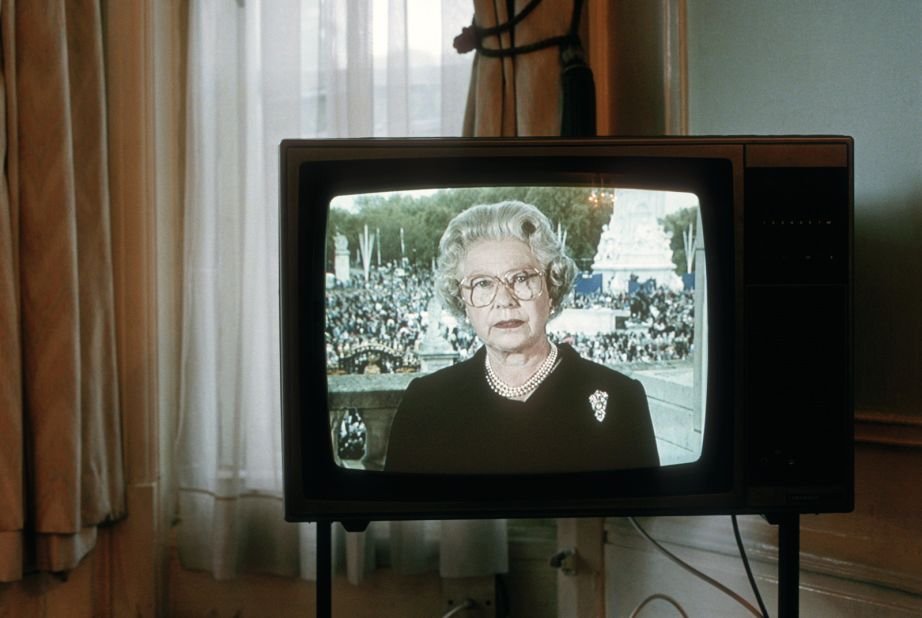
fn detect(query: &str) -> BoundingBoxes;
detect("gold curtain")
[464,0,581,136]
[0,0,125,582]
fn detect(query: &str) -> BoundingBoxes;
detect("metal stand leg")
[317,520,332,618]
[777,513,800,618]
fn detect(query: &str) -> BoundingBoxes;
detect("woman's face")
[460,239,552,356]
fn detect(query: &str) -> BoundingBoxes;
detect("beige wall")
[685,0,922,420]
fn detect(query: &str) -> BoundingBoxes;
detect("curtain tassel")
[559,43,597,137]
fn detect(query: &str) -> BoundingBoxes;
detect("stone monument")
[417,296,459,373]
[334,233,351,283]
[591,189,682,293]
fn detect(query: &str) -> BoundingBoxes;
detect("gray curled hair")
[435,201,578,320]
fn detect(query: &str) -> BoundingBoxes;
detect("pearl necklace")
[485,342,558,400]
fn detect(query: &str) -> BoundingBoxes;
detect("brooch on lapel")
[588,390,608,422]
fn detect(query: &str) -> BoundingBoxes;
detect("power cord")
[628,517,764,617]
[732,515,770,618]
[441,598,475,618]
[629,593,689,617]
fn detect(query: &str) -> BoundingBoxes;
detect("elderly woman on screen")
[385,201,660,474]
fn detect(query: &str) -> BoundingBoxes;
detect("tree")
[660,207,699,275]
[324,186,616,272]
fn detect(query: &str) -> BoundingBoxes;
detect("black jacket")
[385,343,660,473]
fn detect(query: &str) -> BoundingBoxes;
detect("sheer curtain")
[176,0,500,581]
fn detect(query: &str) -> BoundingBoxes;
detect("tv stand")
[765,512,800,618]
[317,520,332,618]
[314,514,802,618]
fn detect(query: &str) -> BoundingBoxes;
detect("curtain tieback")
[453,0,585,59]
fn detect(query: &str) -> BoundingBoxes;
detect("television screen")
[325,186,707,475]
[281,137,853,522]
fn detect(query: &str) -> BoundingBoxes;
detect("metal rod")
[777,513,800,618]
[317,520,332,618]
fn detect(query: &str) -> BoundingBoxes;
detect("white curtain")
[176,0,505,582]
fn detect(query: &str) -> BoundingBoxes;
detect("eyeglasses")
[458,268,546,308]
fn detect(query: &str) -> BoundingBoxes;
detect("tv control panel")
[742,148,852,506]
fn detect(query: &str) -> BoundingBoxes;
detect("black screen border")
[280,137,852,523]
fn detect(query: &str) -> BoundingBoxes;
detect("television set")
[280,136,853,526]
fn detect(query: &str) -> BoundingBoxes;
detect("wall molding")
[855,409,922,449]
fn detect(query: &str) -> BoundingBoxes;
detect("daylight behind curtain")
[177,0,496,581]
[0,0,125,582]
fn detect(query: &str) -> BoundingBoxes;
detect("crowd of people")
[555,288,695,364]
[325,263,696,374]
[325,263,432,372]
[570,290,632,311]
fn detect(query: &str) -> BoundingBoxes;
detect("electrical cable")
[732,515,770,618]
[628,517,764,618]
[629,593,689,617]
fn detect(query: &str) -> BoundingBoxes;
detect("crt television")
[280,136,853,524]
